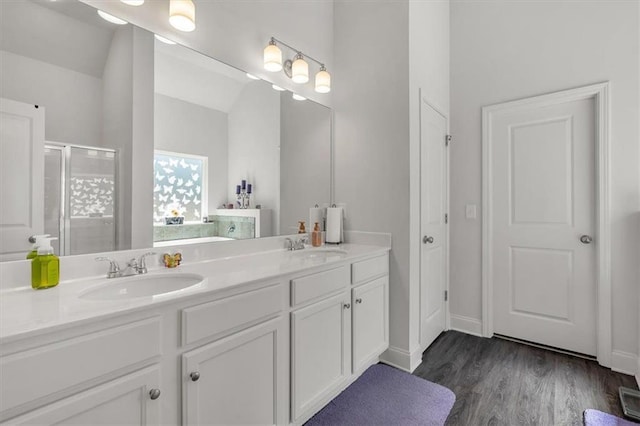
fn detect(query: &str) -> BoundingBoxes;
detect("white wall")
[79,0,333,105]
[0,51,103,146]
[280,94,332,234]
[227,82,281,230]
[154,94,229,214]
[450,0,640,365]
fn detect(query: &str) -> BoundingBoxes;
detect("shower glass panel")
[67,146,116,255]
[44,146,63,255]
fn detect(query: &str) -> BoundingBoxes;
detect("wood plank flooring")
[413,331,638,426]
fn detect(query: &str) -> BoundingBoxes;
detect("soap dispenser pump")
[311,222,322,247]
[31,237,59,290]
[26,234,50,260]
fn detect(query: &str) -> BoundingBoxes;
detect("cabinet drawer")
[182,283,284,346]
[0,317,161,419]
[291,265,349,307]
[351,253,389,284]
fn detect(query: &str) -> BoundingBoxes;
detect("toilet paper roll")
[326,207,343,244]
[309,207,324,231]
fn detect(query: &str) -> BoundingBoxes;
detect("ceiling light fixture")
[246,73,260,80]
[263,37,330,94]
[169,0,196,32]
[154,34,176,45]
[121,0,144,5]
[272,85,286,92]
[97,10,128,25]
[292,94,307,101]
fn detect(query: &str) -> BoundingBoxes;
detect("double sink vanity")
[0,237,390,425]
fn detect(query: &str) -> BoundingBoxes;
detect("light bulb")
[97,10,128,25]
[121,0,144,5]
[169,0,196,32]
[292,93,306,101]
[291,54,309,84]
[315,66,331,93]
[264,40,283,72]
[154,34,176,45]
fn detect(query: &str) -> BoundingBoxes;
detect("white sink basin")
[289,248,348,261]
[80,273,205,300]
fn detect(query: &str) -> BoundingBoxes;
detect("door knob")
[423,236,434,244]
[343,303,351,309]
[190,372,200,382]
[149,389,161,400]
[580,235,593,244]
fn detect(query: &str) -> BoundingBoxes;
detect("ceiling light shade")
[121,0,144,5]
[97,10,128,25]
[264,39,283,72]
[292,93,306,101]
[291,54,309,84]
[154,34,176,45]
[315,66,331,93]
[169,0,196,32]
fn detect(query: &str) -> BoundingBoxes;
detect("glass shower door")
[67,146,116,255]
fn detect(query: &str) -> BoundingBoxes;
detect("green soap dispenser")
[31,237,59,290]
[26,234,50,260]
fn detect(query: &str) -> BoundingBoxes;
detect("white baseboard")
[611,350,639,376]
[449,314,483,337]
[380,345,423,373]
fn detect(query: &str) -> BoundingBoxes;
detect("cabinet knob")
[149,389,161,400]
[355,298,363,304]
[190,372,201,382]
[343,303,351,309]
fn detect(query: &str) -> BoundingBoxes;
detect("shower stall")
[44,143,117,256]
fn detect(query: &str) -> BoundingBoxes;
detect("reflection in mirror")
[0,0,331,261]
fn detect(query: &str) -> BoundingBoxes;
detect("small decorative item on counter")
[298,221,306,234]
[163,252,182,268]
[311,222,322,247]
[164,206,184,225]
[31,237,59,290]
[235,179,252,209]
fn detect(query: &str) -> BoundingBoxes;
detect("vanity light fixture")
[263,37,331,93]
[246,73,260,80]
[292,93,306,101]
[154,34,176,45]
[169,0,196,32]
[121,0,144,5]
[272,84,286,92]
[97,10,128,25]
[263,38,283,72]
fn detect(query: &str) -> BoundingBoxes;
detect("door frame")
[418,94,450,350]
[481,82,611,367]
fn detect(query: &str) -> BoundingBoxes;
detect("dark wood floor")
[413,331,638,426]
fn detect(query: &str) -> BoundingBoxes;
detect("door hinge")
[444,290,448,302]
[444,213,448,224]
[445,135,452,146]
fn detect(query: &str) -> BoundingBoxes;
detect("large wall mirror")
[0,0,332,261]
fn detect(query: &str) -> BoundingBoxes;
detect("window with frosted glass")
[153,151,206,223]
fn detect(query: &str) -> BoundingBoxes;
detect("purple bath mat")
[305,364,455,426]
[584,409,640,426]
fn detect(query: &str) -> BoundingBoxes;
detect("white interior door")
[420,99,448,349]
[0,98,44,261]
[489,96,596,356]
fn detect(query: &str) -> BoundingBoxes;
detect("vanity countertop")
[0,244,389,344]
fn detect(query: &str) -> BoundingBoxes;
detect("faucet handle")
[95,257,121,279]
[137,252,157,274]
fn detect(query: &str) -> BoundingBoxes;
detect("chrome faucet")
[284,238,294,251]
[293,236,308,250]
[96,252,156,279]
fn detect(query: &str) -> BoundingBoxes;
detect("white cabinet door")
[5,366,161,425]
[352,276,389,373]
[182,318,286,426]
[0,98,44,261]
[291,292,351,422]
